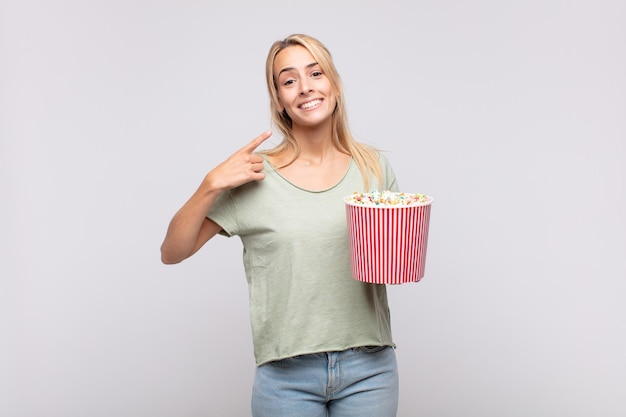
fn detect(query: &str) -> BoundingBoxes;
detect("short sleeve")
[207,190,238,237]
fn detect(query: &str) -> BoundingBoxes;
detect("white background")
[2,1,625,416]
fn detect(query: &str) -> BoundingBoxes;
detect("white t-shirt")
[208,152,399,366]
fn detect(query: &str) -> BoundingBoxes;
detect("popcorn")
[344,190,434,284]
[345,191,428,207]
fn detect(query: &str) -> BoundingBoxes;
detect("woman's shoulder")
[353,141,391,164]
[259,146,296,169]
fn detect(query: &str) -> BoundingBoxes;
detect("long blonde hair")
[264,34,382,191]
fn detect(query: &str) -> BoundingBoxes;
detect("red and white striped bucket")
[344,195,434,284]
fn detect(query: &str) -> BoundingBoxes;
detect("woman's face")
[273,45,337,130]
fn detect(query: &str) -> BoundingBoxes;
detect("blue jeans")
[251,346,399,417]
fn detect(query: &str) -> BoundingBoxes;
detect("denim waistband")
[351,345,390,353]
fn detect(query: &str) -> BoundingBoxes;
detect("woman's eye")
[283,79,296,86]
[311,71,323,77]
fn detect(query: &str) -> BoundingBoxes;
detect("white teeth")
[301,99,321,109]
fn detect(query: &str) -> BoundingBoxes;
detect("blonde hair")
[264,34,382,191]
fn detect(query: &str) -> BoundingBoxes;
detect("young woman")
[161,34,400,417]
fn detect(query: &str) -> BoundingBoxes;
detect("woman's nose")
[299,80,312,95]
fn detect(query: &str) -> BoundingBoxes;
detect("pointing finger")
[242,130,272,153]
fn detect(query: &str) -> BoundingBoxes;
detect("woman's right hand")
[203,130,272,192]
[160,131,272,264]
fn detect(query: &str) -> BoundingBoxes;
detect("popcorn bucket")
[344,194,434,284]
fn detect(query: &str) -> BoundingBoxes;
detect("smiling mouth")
[300,99,322,110]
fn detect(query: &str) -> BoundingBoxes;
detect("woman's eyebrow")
[278,62,319,77]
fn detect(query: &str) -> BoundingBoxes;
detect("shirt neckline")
[262,153,354,194]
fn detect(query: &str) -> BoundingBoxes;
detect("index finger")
[242,130,272,153]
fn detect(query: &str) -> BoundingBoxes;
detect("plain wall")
[2,0,625,416]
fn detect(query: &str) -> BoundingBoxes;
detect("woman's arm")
[160,131,272,264]
[160,188,223,264]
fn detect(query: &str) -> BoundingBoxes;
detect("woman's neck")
[291,121,337,162]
